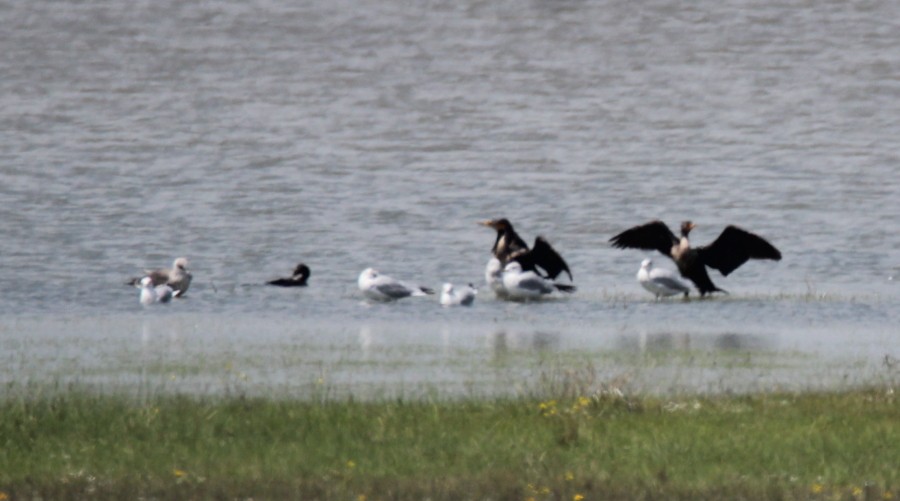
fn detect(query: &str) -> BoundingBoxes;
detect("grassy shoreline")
[0,387,896,500]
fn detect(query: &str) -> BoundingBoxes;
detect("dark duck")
[267,263,311,287]
[609,221,781,296]
[480,218,573,282]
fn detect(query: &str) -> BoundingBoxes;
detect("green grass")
[0,387,896,500]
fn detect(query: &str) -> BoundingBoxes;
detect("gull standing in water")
[129,257,192,297]
[610,221,781,296]
[440,283,477,306]
[358,268,434,301]
[484,257,508,297]
[139,276,174,305]
[267,263,311,287]
[637,259,691,300]
[501,261,576,300]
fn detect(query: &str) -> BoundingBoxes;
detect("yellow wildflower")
[574,495,585,501]
[346,460,356,469]
[357,495,367,501]
[810,483,824,494]
[565,471,575,481]
[539,400,559,416]
[173,469,187,478]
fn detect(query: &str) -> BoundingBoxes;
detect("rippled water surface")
[2,0,898,397]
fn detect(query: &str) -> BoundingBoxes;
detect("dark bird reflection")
[616,331,768,354]
[488,329,560,360]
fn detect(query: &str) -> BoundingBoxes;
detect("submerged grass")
[0,387,896,500]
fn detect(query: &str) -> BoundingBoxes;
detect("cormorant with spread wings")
[609,220,781,296]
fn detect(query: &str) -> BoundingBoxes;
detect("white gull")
[440,283,477,306]
[139,276,174,306]
[484,257,508,297]
[501,261,576,300]
[637,258,690,300]
[358,268,434,301]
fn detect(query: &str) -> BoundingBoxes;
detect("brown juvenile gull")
[128,257,192,297]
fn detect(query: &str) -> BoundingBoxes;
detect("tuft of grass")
[0,387,896,500]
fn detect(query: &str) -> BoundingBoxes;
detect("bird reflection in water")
[488,329,560,361]
[620,331,767,354]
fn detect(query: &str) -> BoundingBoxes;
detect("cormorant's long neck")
[673,233,692,260]
[492,230,504,255]
[491,222,529,262]
[494,227,525,258]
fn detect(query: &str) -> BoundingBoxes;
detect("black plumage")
[267,263,311,287]
[480,218,573,281]
[609,220,781,296]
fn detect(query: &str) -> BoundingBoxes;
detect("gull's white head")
[503,261,523,273]
[359,268,379,281]
[140,276,153,288]
[641,258,653,270]
[442,283,454,294]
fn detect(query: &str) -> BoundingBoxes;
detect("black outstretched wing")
[515,236,573,281]
[698,226,781,276]
[609,220,679,257]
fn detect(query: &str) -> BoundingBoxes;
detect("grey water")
[1,0,898,398]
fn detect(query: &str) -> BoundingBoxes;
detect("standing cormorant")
[610,221,781,296]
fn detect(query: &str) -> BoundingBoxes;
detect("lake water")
[1,0,898,399]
